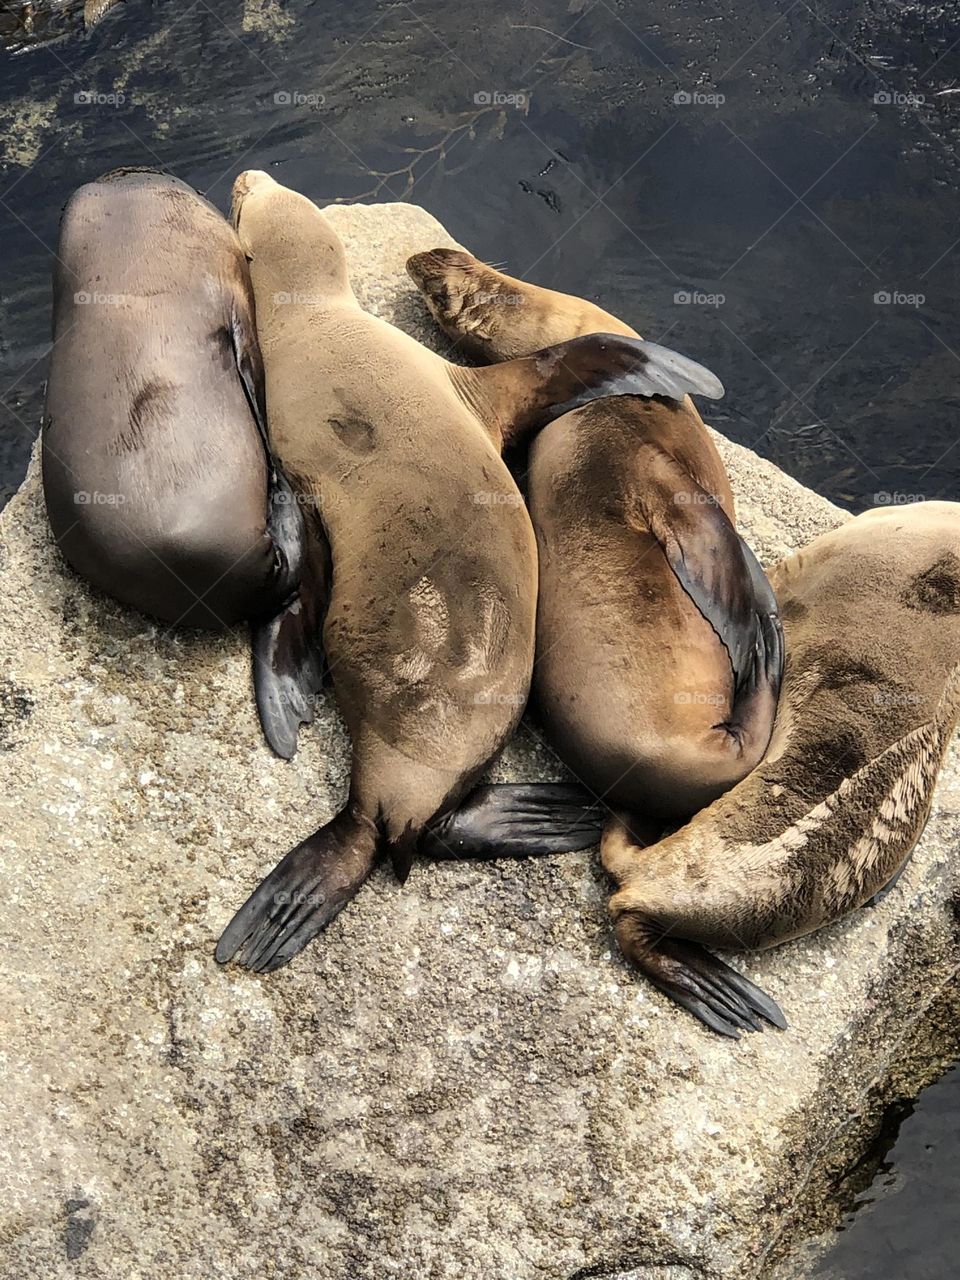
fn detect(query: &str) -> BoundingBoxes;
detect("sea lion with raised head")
[600,503,960,1036]
[42,167,327,758]
[215,171,725,974]
[406,248,782,822]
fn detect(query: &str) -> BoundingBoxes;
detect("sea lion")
[215,170,724,974]
[406,249,782,820]
[601,503,960,1036]
[42,167,326,758]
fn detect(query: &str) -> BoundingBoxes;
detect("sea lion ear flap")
[471,334,725,449]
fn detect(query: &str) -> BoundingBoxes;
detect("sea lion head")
[229,169,351,296]
[406,248,481,328]
[405,247,530,360]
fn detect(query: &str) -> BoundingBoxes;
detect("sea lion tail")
[468,334,725,450]
[215,806,380,972]
[420,783,605,860]
[252,477,331,760]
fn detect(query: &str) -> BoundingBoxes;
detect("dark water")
[1,0,959,1271]
[787,1063,960,1280]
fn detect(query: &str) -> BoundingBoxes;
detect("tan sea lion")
[406,248,782,820]
[600,502,960,1036]
[215,171,725,974]
[42,167,327,758]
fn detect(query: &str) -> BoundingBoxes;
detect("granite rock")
[1,201,958,1280]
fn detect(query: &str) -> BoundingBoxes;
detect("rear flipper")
[215,805,379,973]
[616,911,787,1040]
[420,782,605,860]
[252,470,331,760]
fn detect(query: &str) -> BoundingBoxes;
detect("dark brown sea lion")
[406,248,782,821]
[215,171,724,974]
[41,167,326,758]
[601,503,960,1036]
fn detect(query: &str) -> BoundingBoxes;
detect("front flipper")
[231,301,271,458]
[864,854,912,907]
[464,334,724,449]
[634,448,783,705]
[616,912,787,1039]
[215,806,380,973]
[420,782,605,860]
[736,535,785,703]
[231,304,331,758]
[252,471,331,759]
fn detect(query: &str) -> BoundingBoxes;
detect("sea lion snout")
[406,247,475,288]
[229,168,274,228]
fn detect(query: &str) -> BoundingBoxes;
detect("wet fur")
[605,504,960,953]
[406,248,778,820]
[219,173,540,959]
[42,168,288,628]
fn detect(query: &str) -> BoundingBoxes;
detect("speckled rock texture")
[2,202,958,1280]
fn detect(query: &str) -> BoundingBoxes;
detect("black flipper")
[231,303,331,759]
[252,474,331,759]
[865,854,912,908]
[736,535,785,702]
[231,301,271,456]
[420,783,605,860]
[215,807,380,972]
[636,450,783,700]
[615,913,787,1040]
[471,334,724,448]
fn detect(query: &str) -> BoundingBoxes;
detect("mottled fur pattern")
[606,504,960,953]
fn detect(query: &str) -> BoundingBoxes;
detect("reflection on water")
[1,1,959,1274]
[2,0,960,513]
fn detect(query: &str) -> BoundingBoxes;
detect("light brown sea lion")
[215,171,725,974]
[42,167,327,759]
[406,248,782,821]
[600,502,960,1036]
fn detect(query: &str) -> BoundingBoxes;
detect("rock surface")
[2,201,959,1280]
